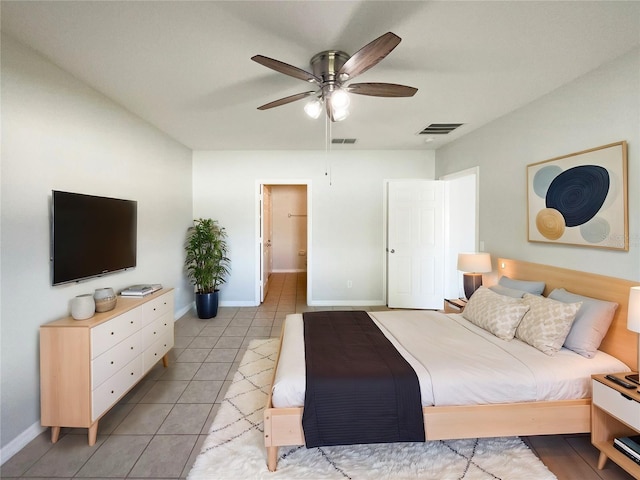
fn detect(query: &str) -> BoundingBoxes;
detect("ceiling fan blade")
[252,55,321,83]
[257,91,316,110]
[347,82,418,97]
[338,32,401,80]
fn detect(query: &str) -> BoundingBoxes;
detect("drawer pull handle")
[111,390,114,394]
[131,347,134,350]
[131,372,134,375]
[111,332,114,336]
[130,321,134,324]
[110,361,114,365]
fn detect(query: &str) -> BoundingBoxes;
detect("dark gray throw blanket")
[301,310,424,448]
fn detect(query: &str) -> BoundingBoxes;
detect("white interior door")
[260,185,273,302]
[387,180,445,309]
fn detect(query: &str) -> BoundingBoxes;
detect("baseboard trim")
[174,303,192,320]
[308,300,386,307]
[1,420,46,465]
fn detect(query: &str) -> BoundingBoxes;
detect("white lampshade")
[457,252,492,273]
[628,286,640,333]
[304,98,323,119]
[330,88,350,110]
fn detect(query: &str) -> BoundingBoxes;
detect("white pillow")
[462,287,530,341]
[516,294,581,355]
[489,284,527,298]
[498,276,545,295]
[548,288,618,358]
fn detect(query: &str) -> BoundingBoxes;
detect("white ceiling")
[2,1,639,151]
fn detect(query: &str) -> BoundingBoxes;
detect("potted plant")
[185,218,230,319]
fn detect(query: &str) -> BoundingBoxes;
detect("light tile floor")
[2,273,623,480]
[2,272,388,479]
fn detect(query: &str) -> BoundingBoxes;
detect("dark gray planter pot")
[195,291,219,319]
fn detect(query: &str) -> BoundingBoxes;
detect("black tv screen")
[51,190,137,285]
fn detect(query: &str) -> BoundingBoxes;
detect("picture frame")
[527,141,628,250]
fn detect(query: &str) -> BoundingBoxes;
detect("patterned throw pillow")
[515,294,582,355]
[462,287,530,341]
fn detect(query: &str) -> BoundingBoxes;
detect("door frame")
[260,184,272,302]
[439,167,480,299]
[255,179,312,305]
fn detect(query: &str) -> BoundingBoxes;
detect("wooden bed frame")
[263,258,639,471]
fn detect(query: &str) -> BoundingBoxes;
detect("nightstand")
[591,373,640,477]
[444,298,467,314]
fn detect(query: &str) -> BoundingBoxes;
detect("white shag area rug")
[188,338,557,480]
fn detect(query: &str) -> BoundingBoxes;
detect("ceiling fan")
[251,32,418,122]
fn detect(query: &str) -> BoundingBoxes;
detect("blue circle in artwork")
[533,165,563,198]
[546,165,609,227]
[580,217,610,244]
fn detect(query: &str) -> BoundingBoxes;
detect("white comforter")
[271,310,630,408]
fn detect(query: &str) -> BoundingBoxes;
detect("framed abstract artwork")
[527,141,628,250]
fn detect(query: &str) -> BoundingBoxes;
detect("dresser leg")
[88,422,98,446]
[597,451,608,470]
[50,426,61,443]
[162,353,169,368]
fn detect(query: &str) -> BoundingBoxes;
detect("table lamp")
[627,286,640,383]
[457,252,492,299]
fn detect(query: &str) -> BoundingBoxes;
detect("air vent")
[332,138,357,144]
[419,124,463,135]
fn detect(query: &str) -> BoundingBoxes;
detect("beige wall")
[192,150,436,306]
[436,48,640,281]
[1,35,193,455]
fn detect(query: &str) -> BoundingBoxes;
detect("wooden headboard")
[490,258,638,371]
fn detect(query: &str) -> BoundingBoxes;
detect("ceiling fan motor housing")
[310,50,350,87]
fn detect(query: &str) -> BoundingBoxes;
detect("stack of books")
[120,284,162,297]
[613,435,640,465]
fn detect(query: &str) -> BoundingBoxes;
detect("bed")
[263,258,639,471]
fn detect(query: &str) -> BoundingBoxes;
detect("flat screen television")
[51,190,137,285]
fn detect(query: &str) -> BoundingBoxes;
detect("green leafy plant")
[185,218,230,294]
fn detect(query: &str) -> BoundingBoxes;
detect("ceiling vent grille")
[332,138,357,144]
[419,124,463,135]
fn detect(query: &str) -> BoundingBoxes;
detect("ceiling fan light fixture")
[330,88,350,110]
[304,98,323,119]
[332,106,350,122]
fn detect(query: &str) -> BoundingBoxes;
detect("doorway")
[256,180,311,305]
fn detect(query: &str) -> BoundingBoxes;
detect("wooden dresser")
[40,288,174,445]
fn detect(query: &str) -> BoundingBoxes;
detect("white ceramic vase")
[71,294,95,320]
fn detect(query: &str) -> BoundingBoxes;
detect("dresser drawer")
[593,380,640,430]
[141,312,173,349]
[143,331,174,370]
[142,292,174,324]
[91,308,142,358]
[91,331,142,389]
[92,355,143,421]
